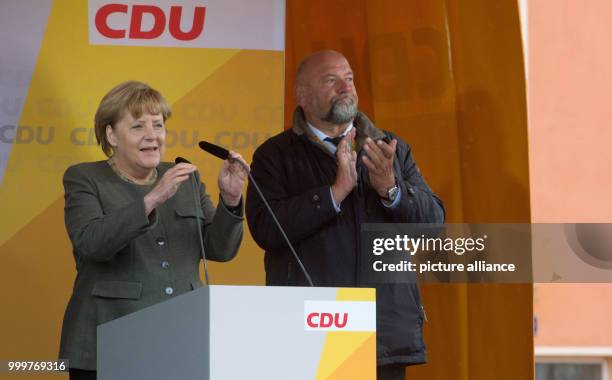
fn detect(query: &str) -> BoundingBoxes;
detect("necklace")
[107,157,158,185]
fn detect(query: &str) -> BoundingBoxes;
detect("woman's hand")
[144,163,196,215]
[218,151,248,207]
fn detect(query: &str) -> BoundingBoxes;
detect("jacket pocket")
[91,281,142,300]
[175,207,206,220]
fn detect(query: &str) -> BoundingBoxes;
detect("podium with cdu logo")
[97,285,376,379]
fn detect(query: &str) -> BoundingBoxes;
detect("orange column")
[285,0,534,379]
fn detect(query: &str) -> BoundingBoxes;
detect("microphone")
[197,141,314,287]
[175,156,191,164]
[175,156,210,286]
[198,141,229,160]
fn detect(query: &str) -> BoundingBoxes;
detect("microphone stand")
[234,159,314,287]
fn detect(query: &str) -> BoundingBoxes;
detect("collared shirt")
[307,122,354,154]
[306,122,401,211]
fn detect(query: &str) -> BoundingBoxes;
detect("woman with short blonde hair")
[59,81,247,380]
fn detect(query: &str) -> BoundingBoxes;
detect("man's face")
[298,54,359,124]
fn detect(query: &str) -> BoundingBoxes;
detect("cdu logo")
[88,0,285,51]
[306,312,349,329]
[304,300,376,332]
[88,0,208,47]
[94,3,206,41]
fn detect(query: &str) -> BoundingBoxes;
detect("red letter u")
[334,313,348,328]
[169,6,206,41]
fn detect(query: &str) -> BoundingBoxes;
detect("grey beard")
[322,99,357,124]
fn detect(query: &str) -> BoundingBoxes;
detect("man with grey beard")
[246,50,445,380]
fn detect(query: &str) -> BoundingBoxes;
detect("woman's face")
[106,111,166,177]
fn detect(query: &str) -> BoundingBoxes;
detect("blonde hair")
[94,81,171,157]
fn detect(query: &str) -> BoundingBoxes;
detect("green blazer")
[58,161,243,370]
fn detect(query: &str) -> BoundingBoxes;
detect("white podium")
[97,285,376,380]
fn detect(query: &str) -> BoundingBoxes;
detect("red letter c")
[95,4,128,39]
[307,312,319,328]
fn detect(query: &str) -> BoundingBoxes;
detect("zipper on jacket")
[354,149,369,286]
[421,305,428,323]
[410,283,427,323]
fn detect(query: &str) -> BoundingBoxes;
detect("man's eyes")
[325,77,353,84]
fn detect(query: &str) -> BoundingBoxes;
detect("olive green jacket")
[59,161,243,370]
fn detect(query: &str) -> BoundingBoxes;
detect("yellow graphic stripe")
[159,49,284,284]
[326,334,376,380]
[336,287,375,302]
[315,288,376,379]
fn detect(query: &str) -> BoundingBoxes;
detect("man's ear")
[295,84,308,107]
[106,125,117,148]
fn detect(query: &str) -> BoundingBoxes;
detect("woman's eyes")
[130,124,164,129]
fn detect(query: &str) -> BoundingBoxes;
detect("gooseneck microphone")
[175,156,210,286]
[198,141,314,287]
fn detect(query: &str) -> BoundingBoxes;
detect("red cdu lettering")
[169,6,206,41]
[129,5,166,39]
[94,3,207,41]
[95,3,128,39]
[307,312,319,328]
[307,311,349,328]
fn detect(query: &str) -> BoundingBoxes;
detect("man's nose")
[337,80,351,93]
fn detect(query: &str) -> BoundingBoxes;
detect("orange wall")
[528,0,612,223]
[528,0,612,352]
[286,1,533,379]
[535,284,612,346]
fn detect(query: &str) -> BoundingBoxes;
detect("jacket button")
[161,261,170,269]
[408,187,416,196]
[313,194,319,201]
[165,287,174,295]
[156,237,166,246]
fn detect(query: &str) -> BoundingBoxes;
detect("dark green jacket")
[59,161,243,370]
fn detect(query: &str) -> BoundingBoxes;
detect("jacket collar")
[291,106,386,155]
